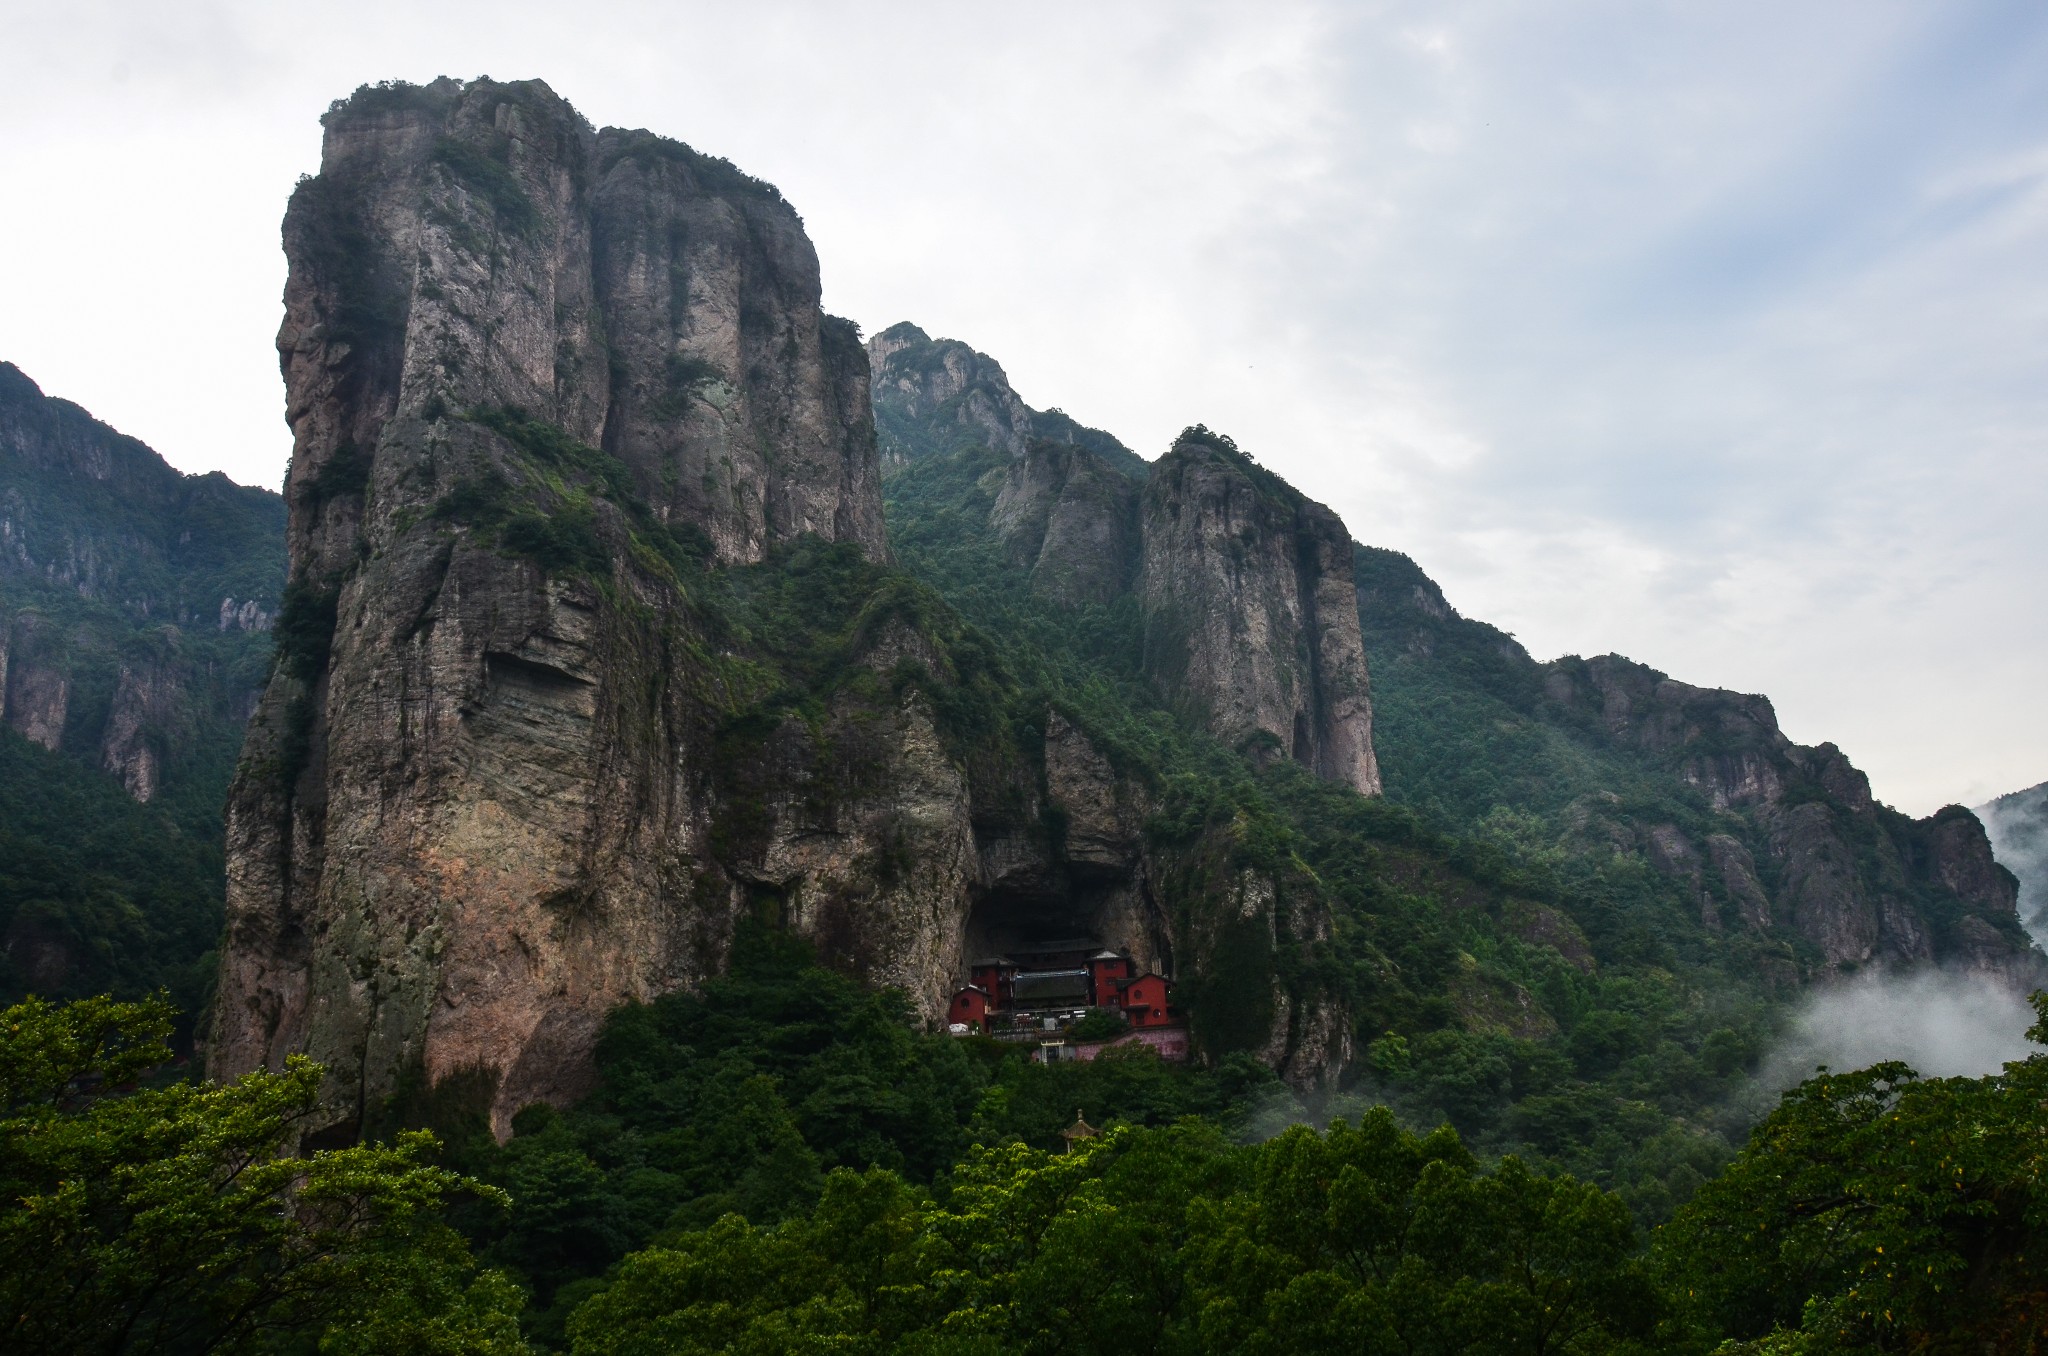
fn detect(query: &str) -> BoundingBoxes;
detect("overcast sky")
[2,1,2044,817]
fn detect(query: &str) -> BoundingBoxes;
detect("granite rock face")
[871,329,1381,798]
[0,361,283,802]
[866,323,1146,476]
[989,438,1141,606]
[1537,654,2040,982]
[867,323,1035,465]
[213,78,895,1139]
[1139,433,1380,796]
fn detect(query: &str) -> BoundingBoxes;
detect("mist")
[1762,968,2040,1090]
[1978,781,2048,949]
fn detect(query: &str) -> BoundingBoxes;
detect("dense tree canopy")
[0,993,526,1355]
[8,986,2048,1352]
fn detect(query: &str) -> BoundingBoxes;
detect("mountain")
[866,322,1146,476]
[1355,546,2043,988]
[1977,780,2048,943]
[212,76,893,1139]
[868,333,1378,794]
[0,362,283,808]
[0,362,286,1015]
[209,80,1381,1142]
[56,73,2006,1159]
[874,324,2041,991]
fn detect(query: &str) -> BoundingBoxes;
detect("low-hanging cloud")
[1978,781,2048,950]
[1762,968,2041,1090]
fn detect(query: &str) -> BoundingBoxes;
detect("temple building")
[946,942,1179,1043]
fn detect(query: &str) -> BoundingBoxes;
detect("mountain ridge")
[874,324,2042,992]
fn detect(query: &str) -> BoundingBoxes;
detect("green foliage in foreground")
[11,989,2048,1353]
[422,930,1271,1339]
[0,993,527,1355]
[567,1118,1660,1356]
[1656,992,2048,1353]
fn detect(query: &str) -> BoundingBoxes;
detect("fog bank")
[1763,968,2038,1090]
[1977,781,2048,949]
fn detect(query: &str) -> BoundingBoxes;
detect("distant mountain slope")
[871,323,2042,994]
[867,323,1146,477]
[0,361,285,1013]
[1977,780,2048,943]
[1355,545,2042,988]
[0,361,284,814]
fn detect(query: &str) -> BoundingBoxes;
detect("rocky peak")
[1139,428,1380,796]
[866,323,1034,465]
[280,77,885,577]
[872,329,1384,800]
[989,437,1140,606]
[867,322,1147,476]
[212,82,1012,1142]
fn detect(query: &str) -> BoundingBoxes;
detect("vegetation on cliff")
[884,440,1758,1221]
[0,363,283,1019]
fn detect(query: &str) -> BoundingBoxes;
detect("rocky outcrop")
[867,323,1146,475]
[867,323,1034,465]
[1,611,68,750]
[0,362,284,803]
[872,332,1382,800]
[1536,652,2043,982]
[989,439,1140,606]
[1705,834,1772,932]
[212,77,898,1139]
[1139,430,1380,796]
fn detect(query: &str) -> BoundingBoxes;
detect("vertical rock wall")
[1139,433,1380,796]
[212,78,893,1139]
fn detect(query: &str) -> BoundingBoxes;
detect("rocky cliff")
[213,80,1361,1142]
[1355,545,2045,988]
[211,77,903,1138]
[0,361,282,804]
[1140,430,1380,796]
[872,330,1381,797]
[867,323,1145,475]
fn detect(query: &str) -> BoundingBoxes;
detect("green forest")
[2,431,2042,1352]
[9,961,2048,1352]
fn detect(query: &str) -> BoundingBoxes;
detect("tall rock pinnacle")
[1140,429,1381,796]
[211,78,889,1138]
